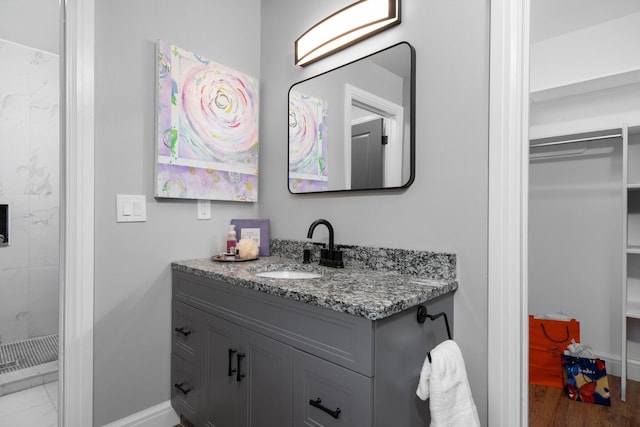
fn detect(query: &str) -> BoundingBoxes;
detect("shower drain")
[0,360,19,371]
[0,334,58,375]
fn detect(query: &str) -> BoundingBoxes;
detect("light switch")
[133,200,142,216]
[116,195,147,222]
[122,200,132,216]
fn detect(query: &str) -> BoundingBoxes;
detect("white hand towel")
[416,340,480,427]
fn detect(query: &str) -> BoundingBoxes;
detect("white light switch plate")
[197,200,211,220]
[116,195,147,222]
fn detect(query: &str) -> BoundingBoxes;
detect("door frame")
[344,84,404,188]
[488,0,529,425]
[60,0,95,425]
[59,0,529,425]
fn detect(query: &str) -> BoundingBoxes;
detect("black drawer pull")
[174,327,192,337]
[174,382,191,395]
[309,398,341,419]
[228,348,237,376]
[236,352,246,382]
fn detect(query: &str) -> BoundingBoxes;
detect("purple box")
[230,219,270,256]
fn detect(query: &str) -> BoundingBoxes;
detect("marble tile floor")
[0,381,57,426]
[0,361,58,396]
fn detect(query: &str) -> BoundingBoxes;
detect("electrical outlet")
[197,200,211,220]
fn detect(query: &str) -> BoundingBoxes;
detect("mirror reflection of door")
[351,118,384,189]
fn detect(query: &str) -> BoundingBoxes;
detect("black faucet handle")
[319,248,344,268]
[330,249,344,268]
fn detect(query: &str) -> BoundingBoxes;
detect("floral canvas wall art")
[156,40,259,201]
[288,90,328,193]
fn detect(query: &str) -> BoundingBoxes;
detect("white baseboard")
[596,352,640,382]
[101,400,180,427]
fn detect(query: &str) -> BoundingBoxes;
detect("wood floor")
[529,376,640,427]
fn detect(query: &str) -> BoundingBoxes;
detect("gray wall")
[260,0,489,424]
[93,0,260,424]
[0,0,59,54]
[529,140,623,363]
[94,0,489,424]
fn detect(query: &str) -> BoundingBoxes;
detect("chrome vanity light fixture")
[295,0,400,67]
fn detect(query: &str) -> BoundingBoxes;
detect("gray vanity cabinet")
[172,269,453,427]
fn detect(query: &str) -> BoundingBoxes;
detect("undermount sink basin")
[255,270,323,279]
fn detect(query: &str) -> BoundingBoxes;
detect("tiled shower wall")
[0,39,59,345]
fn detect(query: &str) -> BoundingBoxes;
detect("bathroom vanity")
[171,242,457,427]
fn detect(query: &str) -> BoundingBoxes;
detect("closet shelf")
[627,301,640,319]
[623,124,640,401]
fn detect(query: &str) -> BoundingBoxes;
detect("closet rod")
[530,133,622,149]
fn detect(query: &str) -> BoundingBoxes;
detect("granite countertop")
[171,255,458,320]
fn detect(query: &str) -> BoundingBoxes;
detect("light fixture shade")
[295,0,400,67]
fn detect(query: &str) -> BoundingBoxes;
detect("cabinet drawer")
[172,300,199,364]
[293,350,372,427]
[171,353,200,426]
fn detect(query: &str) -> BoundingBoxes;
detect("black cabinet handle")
[236,352,246,382]
[228,348,237,376]
[174,327,192,337]
[309,398,341,419]
[174,382,191,395]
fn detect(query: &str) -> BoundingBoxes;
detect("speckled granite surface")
[172,242,457,320]
[271,239,456,279]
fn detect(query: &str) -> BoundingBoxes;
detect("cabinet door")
[293,349,373,427]
[171,353,201,426]
[201,313,243,427]
[240,328,293,427]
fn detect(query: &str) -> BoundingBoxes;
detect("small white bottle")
[226,225,237,255]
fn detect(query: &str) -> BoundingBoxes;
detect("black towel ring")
[417,305,452,363]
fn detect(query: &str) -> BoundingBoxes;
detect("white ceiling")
[530,0,640,43]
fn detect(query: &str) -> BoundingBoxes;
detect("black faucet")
[306,219,344,268]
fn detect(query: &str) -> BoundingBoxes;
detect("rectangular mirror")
[288,42,415,194]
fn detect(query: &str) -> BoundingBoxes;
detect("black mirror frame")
[287,41,416,195]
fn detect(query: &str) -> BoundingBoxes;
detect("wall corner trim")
[488,0,530,425]
[61,0,95,426]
